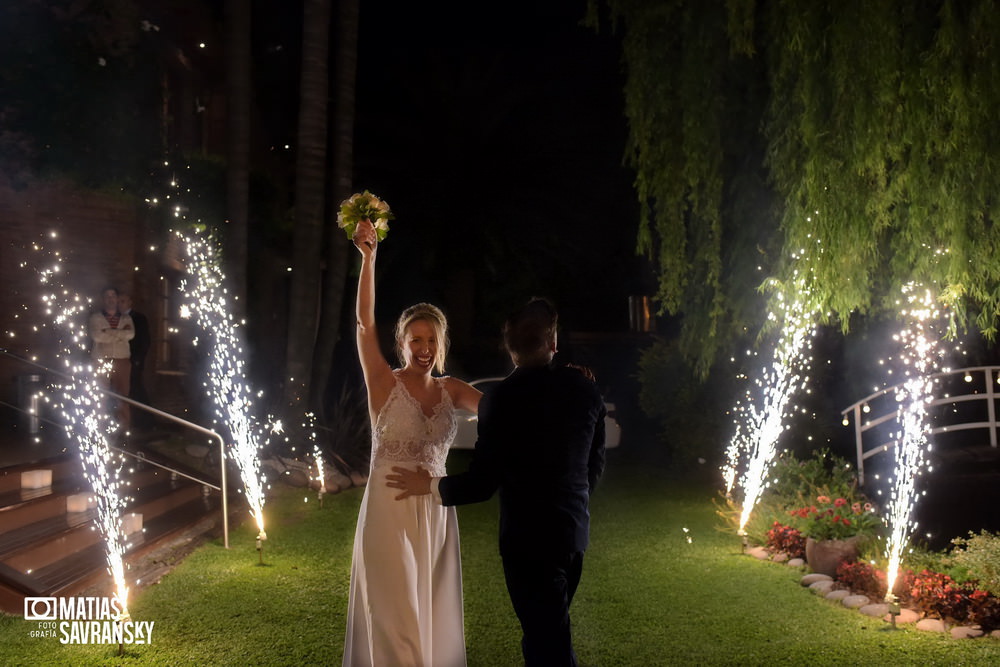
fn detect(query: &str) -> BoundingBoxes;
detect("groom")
[388,298,607,666]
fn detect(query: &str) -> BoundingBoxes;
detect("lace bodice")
[371,373,457,476]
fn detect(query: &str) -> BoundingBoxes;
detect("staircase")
[0,445,226,615]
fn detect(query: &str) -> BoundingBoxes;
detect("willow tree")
[596,0,1000,373]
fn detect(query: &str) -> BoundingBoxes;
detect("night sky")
[255,0,647,374]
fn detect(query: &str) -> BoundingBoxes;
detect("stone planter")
[805,536,861,577]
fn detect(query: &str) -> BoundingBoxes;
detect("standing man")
[388,298,607,666]
[89,286,134,429]
[119,292,151,428]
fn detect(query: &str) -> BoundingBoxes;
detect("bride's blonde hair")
[394,303,449,374]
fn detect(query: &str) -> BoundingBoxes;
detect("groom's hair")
[503,298,558,366]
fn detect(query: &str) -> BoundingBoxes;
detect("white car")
[451,376,621,450]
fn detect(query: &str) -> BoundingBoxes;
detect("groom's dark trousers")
[438,364,606,667]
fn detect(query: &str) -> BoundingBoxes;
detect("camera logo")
[24,597,58,621]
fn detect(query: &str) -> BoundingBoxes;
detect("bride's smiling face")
[401,319,438,374]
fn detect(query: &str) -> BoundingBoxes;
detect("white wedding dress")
[343,372,466,667]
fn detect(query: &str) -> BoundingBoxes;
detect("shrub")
[766,448,862,504]
[907,569,978,623]
[967,591,1000,633]
[787,496,883,540]
[951,530,1000,597]
[836,560,887,600]
[322,384,372,473]
[739,449,883,545]
[766,522,805,558]
[714,492,788,547]
[636,339,735,464]
[895,544,959,582]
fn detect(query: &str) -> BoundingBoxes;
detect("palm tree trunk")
[224,0,251,317]
[310,0,359,416]
[283,0,331,413]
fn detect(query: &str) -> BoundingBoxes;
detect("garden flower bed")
[748,543,1000,640]
[727,449,1000,640]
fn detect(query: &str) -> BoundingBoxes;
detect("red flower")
[765,522,806,558]
[787,494,881,540]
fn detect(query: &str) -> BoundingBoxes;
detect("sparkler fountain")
[177,230,270,562]
[304,412,326,508]
[881,283,947,616]
[28,237,134,647]
[725,263,819,546]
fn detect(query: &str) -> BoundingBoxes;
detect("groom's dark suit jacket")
[439,364,606,556]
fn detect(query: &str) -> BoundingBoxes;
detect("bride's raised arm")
[354,218,394,420]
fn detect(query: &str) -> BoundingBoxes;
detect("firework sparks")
[727,264,818,535]
[303,412,325,506]
[883,283,947,596]
[28,237,133,617]
[177,230,268,544]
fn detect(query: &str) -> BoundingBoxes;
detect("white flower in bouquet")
[337,190,395,241]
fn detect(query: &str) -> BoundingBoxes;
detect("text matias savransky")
[24,596,155,645]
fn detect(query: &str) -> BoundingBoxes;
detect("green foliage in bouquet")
[337,190,394,241]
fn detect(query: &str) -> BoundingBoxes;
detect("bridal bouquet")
[337,190,394,241]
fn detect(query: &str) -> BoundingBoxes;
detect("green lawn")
[2,450,999,665]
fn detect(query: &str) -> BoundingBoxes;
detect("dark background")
[252,0,649,377]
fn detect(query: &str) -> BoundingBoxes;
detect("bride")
[343,217,481,666]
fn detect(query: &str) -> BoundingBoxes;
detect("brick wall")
[0,174,143,407]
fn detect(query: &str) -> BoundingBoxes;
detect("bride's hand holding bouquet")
[352,218,378,256]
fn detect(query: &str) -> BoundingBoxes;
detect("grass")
[3,450,1000,665]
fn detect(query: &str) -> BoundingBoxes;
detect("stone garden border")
[746,545,1000,640]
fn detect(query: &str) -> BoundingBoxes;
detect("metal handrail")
[841,365,1000,486]
[1,349,229,548]
[0,400,221,491]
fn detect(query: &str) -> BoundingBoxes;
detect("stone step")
[0,481,85,532]
[0,458,175,538]
[32,494,222,597]
[1,479,206,574]
[0,457,78,495]
[0,508,97,561]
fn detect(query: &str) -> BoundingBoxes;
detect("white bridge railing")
[841,366,1000,486]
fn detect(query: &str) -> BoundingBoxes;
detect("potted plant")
[788,496,883,576]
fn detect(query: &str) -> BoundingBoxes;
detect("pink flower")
[834,497,848,507]
[816,495,831,504]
